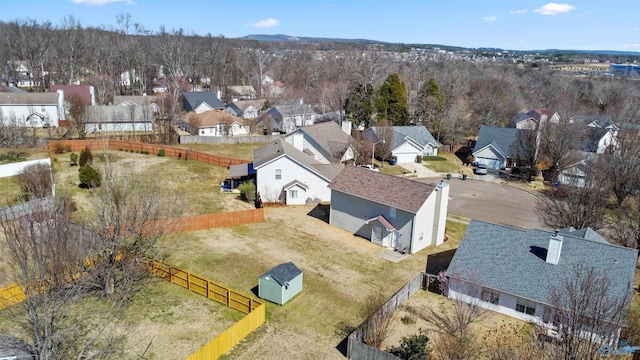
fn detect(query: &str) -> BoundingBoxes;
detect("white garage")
[392,141,422,163]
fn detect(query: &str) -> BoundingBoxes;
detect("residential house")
[181,110,249,137]
[261,75,285,98]
[569,115,619,154]
[256,99,316,134]
[258,262,303,305]
[472,125,534,169]
[50,85,96,106]
[447,220,637,342]
[253,139,344,204]
[328,166,449,254]
[510,109,560,130]
[0,91,64,128]
[83,105,154,133]
[366,126,440,163]
[284,121,355,164]
[113,95,161,114]
[225,85,257,101]
[557,151,599,187]
[180,91,225,114]
[225,99,265,120]
[2,61,38,88]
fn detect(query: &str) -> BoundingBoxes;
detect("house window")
[516,298,536,316]
[481,288,500,305]
[389,207,396,219]
[275,169,282,180]
[289,189,297,199]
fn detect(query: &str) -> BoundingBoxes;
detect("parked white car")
[359,164,379,172]
[474,163,488,175]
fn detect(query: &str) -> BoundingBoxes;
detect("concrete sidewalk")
[399,162,440,178]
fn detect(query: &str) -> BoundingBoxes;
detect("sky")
[1,0,639,52]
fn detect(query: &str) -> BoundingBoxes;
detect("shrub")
[64,145,72,153]
[0,151,27,163]
[144,150,150,155]
[388,330,431,360]
[53,143,66,154]
[79,147,93,167]
[157,148,166,157]
[238,180,256,203]
[401,314,417,325]
[79,165,102,188]
[17,163,53,200]
[69,153,78,166]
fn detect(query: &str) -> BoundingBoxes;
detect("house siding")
[474,147,504,169]
[281,273,303,305]
[0,104,61,128]
[256,156,331,203]
[393,142,422,163]
[329,191,415,251]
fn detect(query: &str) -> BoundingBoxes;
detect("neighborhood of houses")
[1,62,637,357]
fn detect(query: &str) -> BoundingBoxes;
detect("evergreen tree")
[376,73,410,125]
[415,78,446,142]
[79,147,93,167]
[345,83,374,128]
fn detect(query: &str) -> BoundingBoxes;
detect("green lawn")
[423,152,464,174]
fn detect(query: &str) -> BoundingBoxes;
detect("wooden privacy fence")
[49,140,251,167]
[347,272,427,360]
[144,260,265,359]
[173,208,264,234]
[0,283,26,310]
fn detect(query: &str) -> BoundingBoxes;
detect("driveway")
[417,176,547,230]
[399,162,439,178]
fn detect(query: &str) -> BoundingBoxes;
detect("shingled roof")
[0,92,58,105]
[293,121,351,163]
[253,139,344,180]
[328,166,436,214]
[182,110,246,127]
[447,220,637,306]
[473,125,533,158]
[261,262,302,286]
[181,91,225,112]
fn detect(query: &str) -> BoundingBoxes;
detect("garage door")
[475,157,502,170]
[395,152,418,163]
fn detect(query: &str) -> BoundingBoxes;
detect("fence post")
[186,272,191,291]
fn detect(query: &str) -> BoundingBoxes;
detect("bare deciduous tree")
[85,170,182,298]
[16,163,52,200]
[360,292,395,349]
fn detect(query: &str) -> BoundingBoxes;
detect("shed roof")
[328,166,436,214]
[447,220,637,306]
[261,262,302,286]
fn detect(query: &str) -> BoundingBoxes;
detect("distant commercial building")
[609,64,640,78]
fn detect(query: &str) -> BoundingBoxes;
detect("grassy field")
[159,205,468,360]
[174,143,266,161]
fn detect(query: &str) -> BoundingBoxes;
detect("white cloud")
[251,18,280,29]
[71,0,133,4]
[621,43,640,48]
[534,3,575,15]
[483,16,497,22]
[633,27,639,31]
[509,9,527,14]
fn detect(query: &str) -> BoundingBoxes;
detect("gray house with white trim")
[366,126,440,163]
[447,220,637,342]
[328,166,449,253]
[472,125,534,169]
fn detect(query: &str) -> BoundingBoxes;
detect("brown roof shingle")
[183,110,246,127]
[329,166,436,214]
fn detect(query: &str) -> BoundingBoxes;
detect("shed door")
[372,225,383,246]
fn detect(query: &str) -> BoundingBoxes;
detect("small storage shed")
[258,262,303,305]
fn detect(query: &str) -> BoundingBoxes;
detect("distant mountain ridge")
[239,34,640,57]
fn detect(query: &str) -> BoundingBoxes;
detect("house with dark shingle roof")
[181,110,249,136]
[365,126,440,163]
[328,166,449,253]
[253,139,344,204]
[256,98,316,134]
[510,109,560,130]
[569,115,619,154]
[472,125,534,169]
[284,121,355,164]
[180,91,225,114]
[225,99,265,119]
[447,220,637,340]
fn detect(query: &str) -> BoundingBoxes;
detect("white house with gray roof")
[257,99,316,134]
[0,90,65,128]
[253,139,343,204]
[284,121,355,164]
[366,126,440,163]
[328,166,449,253]
[447,220,637,341]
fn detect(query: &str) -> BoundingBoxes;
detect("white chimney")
[341,119,352,136]
[546,231,563,265]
